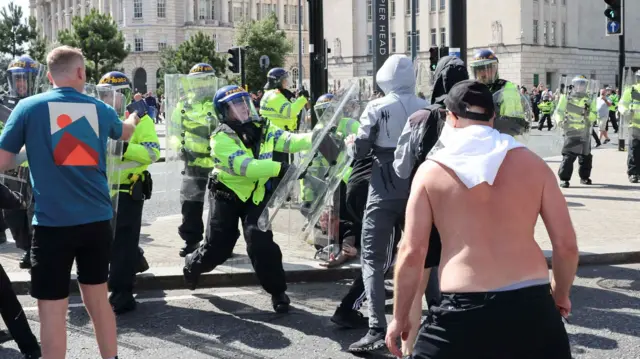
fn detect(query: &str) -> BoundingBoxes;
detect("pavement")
[1,126,639,295]
[1,264,639,358]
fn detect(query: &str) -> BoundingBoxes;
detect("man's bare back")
[418,147,570,292]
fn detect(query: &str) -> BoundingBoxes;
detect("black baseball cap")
[444,79,495,122]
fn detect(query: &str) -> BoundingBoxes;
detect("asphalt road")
[0,264,638,358]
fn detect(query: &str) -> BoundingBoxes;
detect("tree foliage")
[57,9,129,83]
[0,1,36,58]
[235,13,293,92]
[156,32,227,97]
[28,17,47,64]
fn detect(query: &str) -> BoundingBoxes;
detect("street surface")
[0,264,638,358]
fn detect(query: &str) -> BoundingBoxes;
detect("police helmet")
[314,93,335,119]
[469,49,499,86]
[214,85,261,124]
[265,67,290,90]
[6,55,43,99]
[189,63,215,76]
[97,71,132,117]
[571,75,588,93]
[98,71,132,90]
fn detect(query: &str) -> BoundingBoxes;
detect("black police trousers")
[0,263,39,354]
[179,167,210,246]
[185,185,287,295]
[627,139,640,176]
[108,193,144,294]
[558,152,592,181]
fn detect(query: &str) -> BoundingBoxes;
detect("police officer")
[98,72,160,314]
[554,75,594,188]
[171,63,217,257]
[0,55,42,269]
[538,93,555,131]
[183,85,313,313]
[469,49,529,137]
[607,86,619,133]
[618,70,640,183]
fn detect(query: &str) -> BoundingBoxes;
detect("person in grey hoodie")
[347,54,428,353]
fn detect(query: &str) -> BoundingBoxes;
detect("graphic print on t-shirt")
[49,102,101,166]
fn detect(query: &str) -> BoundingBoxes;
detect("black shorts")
[30,220,113,300]
[411,284,571,359]
[424,226,441,268]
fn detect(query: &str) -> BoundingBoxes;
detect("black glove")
[298,89,310,99]
[277,162,290,179]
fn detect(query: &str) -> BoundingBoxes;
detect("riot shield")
[165,73,222,206]
[258,82,361,234]
[493,88,532,143]
[415,59,434,100]
[618,67,640,144]
[553,77,594,156]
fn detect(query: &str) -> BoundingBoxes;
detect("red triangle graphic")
[62,144,99,166]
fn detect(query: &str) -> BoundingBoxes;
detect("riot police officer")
[97,71,160,314]
[618,70,640,183]
[554,75,595,188]
[0,55,42,269]
[184,85,314,313]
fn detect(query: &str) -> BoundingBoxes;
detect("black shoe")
[629,175,639,183]
[0,329,12,344]
[580,178,592,185]
[331,306,368,329]
[23,348,41,359]
[179,243,199,257]
[560,181,570,188]
[0,231,6,245]
[348,328,386,353]
[136,255,150,274]
[183,264,200,291]
[271,293,291,313]
[109,292,137,315]
[19,252,31,269]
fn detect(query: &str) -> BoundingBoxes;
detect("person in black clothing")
[392,55,469,356]
[0,182,41,359]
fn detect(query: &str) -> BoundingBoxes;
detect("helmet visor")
[225,96,261,124]
[571,79,588,93]
[470,61,499,85]
[7,71,37,98]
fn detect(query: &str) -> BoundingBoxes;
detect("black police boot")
[23,347,41,359]
[629,175,639,183]
[347,328,386,353]
[183,264,200,291]
[271,293,290,313]
[0,231,6,245]
[330,306,368,329]
[179,243,199,257]
[559,181,570,188]
[109,292,137,315]
[136,255,150,274]
[19,251,31,269]
[580,178,592,185]
[0,329,12,344]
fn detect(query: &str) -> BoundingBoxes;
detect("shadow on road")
[564,194,640,203]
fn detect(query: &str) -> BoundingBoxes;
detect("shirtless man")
[385,80,578,358]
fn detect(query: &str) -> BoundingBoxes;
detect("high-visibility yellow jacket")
[260,89,308,131]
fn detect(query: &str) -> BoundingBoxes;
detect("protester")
[597,89,612,144]
[0,45,140,359]
[386,80,578,358]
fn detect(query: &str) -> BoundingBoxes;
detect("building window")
[405,0,411,15]
[134,37,143,52]
[406,31,411,52]
[133,0,142,18]
[157,0,166,18]
[284,5,289,24]
[291,68,299,89]
[213,34,219,51]
[291,5,299,25]
[562,0,566,5]
[158,39,167,50]
[367,0,372,21]
[533,19,538,44]
[416,30,420,51]
[430,0,436,12]
[551,21,556,45]
[544,20,548,45]
[211,1,215,19]
[232,6,243,22]
[199,3,206,19]
[367,35,373,55]
[430,28,436,46]
[390,0,396,17]
[391,32,396,52]
[562,22,566,46]
[440,0,445,10]
[551,0,556,4]
[416,0,420,13]
[440,27,446,46]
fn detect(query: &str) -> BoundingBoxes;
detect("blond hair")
[46,46,85,78]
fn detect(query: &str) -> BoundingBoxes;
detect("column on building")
[51,0,58,40]
[91,0,98,12]
[186,0,193,22]
[109,0,116,19]
[220,0,228,23]
[80,0,86,17]
[195,0,200,22]
[66,0,72,26]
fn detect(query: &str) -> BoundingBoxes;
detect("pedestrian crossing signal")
[604,0,623,36]
[429,47,438,71]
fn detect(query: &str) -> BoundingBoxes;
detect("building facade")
[468,0,640,90]
[30,0,310,93]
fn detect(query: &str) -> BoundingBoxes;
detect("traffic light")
[228,47,240,73]
[604,0,623,36]
[429,47,438,71]
[439,46,450,59]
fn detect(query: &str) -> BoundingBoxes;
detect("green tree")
[0,1,35,58]
[28,17,47,64]
[0,56,12,91]
[57,9,129,83]
[156,32,227,96]
[235,13,293,92]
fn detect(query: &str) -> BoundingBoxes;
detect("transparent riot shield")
[553,77,594,156]
[415,59,434,100]
[258,82,361,234]
[521,90,563,158]
[493,88,532,143]
[618,67,640,146]
[164,73,221,208]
